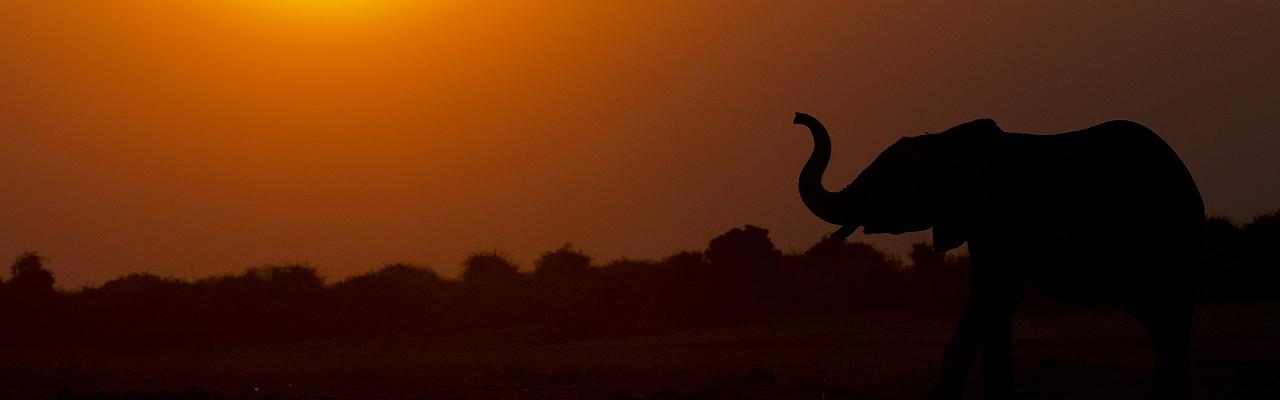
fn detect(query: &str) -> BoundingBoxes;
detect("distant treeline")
[0,212,1276,349]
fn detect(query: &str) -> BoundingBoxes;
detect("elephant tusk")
[832,225,858,238]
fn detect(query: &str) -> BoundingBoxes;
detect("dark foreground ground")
[2,301,1276,399]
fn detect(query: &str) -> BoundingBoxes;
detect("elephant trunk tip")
[793,112,823,130]
[793,112,812,125]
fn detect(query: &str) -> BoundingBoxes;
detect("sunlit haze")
[2,1,1277,287]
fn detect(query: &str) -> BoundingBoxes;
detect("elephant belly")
[1022,241,1128,305]
[1017,222,1196,306]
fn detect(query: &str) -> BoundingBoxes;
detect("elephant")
[791,113,1203,399]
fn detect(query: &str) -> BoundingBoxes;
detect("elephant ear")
[930,159,971,252]
[930,118,1001,252]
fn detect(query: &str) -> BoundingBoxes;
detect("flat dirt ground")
[2,301,1277,399]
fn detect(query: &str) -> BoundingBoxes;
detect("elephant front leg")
[978,284,1021,399]
[929,300,982,399]
[929,272,1023,399]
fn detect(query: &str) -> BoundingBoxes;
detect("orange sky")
[2,1,1278,287]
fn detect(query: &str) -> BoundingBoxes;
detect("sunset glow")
[0,2,1277,288]
[3,3,1277,399]
[242,0,411,23]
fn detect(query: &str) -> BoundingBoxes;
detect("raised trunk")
[793,113,853,231]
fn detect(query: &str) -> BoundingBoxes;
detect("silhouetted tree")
[77,272,192,345]
[460,251,521,285]
[803,237,894,271]
[662,251,709,270]
[2,252,59,346]
[533,243,591,279]
[94,272,188,310]
[1244,211,1280,251]
[1244,212,1280,289]
[525,244,600,335]
[655,250,712,289]
[705,225,785,317]
[8,251,55,299]
[99,272,183,294]
[332,262,448,335]
[1201,211,1280,301]
[1200,216,1246,301]
[6,212,1280,351]
[706,225,781,273]
[457,251,526,326]
[246,263,325,292]
[339,262,444,291]
[183,263,326,343]
[793,237,904,313]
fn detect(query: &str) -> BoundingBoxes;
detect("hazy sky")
[2,1,1277,287]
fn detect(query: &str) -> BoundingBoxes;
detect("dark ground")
[2,301,1276,399]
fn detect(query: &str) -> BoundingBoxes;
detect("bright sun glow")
[244,0,409,24]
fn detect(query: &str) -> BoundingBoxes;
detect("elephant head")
[792,112,1002,251]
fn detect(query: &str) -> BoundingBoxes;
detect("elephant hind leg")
[1132,299,1193,399]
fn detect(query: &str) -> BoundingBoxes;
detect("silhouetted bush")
[332,263,448,336]
[533,243,591,279]
[790,237,906,315]
[9,251,55,300]
[704,225,788,318]
[706,225,781,273]
[1199,212,1280,301]
[908,242,947,273]
[1,210,1276,349]
[456,251,529,327]
[246,263,325,291]
[529,244,595,332]
[336,262,445,293]
[460,251,521,285]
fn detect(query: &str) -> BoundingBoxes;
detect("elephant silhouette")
[792,113,1202,399]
